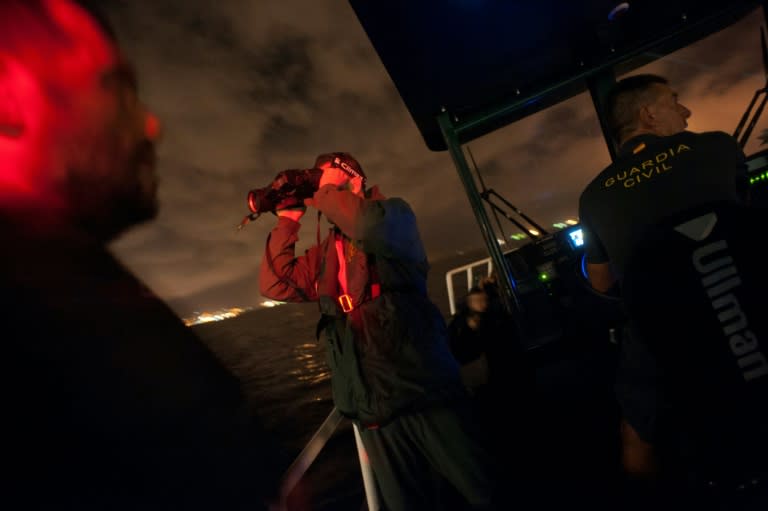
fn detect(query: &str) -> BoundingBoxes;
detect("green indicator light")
[749,171,768,185]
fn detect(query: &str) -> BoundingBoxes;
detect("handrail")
[353,423,380,511]
[274,406,380,510]
[276,407,343,509]
[445,257,493,316]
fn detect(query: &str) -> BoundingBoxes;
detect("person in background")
[259,152,497,510]
[448,276,517,397]
[0,1,282,509]
[449,284,492,394]
[579,74,748,294]
[578,74,754,508]
[447,274,533,477]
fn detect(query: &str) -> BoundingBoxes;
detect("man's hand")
[276,206,306,222]
[586,262,617,294]
[620,419,658,478]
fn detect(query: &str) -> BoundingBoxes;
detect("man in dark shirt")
[578,74,749,482]
[580,74,747,293]
[0,2,281,508]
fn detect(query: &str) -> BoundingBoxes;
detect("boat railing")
[445,257,493,316]
[274,407,380,511]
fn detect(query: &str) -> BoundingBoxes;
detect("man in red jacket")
[260,152,497,509]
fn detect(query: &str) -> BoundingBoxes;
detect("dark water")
[193,302,365,510]
[192,300,627,511]
[190,248,629,510]
[188,253,490,510]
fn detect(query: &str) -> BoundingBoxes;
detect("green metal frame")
[437,111,521,319]
[437,77,622,322]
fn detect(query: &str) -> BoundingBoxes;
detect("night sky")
[101,1,768,317]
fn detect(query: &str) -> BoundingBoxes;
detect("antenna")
[466,146,509,241]
[733,26,768,149]
[465,146,549,240]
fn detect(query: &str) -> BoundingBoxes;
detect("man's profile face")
[645,83,691,137]
[318,162,349,189]
[65,53,162,236]
[317,161,364,196]
[0,0,165,238]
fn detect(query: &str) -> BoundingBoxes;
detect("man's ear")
[638,104,655,128]
[0,62,25,139]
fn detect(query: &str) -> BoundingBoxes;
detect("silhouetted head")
[465,286,489,314]
[606,74,691,147]
[0,0,162,240]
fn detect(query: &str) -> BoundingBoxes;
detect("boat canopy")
[348,0,761,152]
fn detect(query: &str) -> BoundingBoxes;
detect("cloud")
[103,1,768,316]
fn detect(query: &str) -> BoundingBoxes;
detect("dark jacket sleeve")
[312,184,426,261]
[259,216,321,302]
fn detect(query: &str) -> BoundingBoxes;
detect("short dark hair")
[75,0,117,41]
[605,74,668,145]
[0,1,115,40]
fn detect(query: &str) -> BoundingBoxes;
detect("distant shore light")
[182,307,253,326]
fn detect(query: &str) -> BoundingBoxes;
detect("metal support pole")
[763,0,768,35]
[277,407,344,508]
[587,69,618,162]
[353,423,380,511]
[437,110,521,317]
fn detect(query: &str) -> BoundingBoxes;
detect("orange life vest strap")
[335,234,380,313]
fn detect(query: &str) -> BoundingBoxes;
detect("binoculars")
[247,167,323,215]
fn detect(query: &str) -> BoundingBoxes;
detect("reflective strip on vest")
[335,235,353,311]
[335,234,379,311]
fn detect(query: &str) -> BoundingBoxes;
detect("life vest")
[334,231,379,313]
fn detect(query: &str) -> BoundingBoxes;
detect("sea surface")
[193,301,364,510]
[190,249,625,511]
[189,250,490,510]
